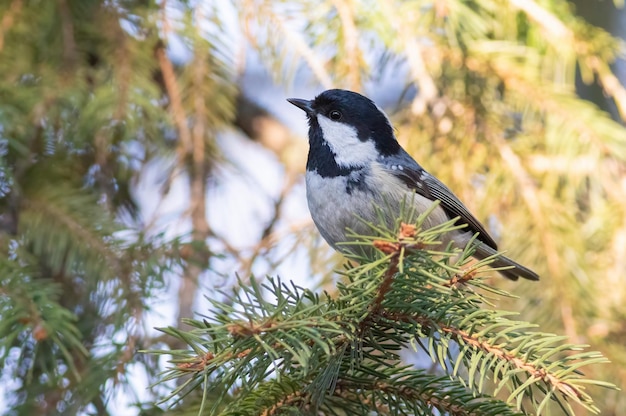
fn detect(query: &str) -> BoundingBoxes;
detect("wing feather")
[379,151,498,250]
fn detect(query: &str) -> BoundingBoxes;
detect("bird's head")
[288,89,400,171]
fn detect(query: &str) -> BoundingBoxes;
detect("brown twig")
[444,269,478,287]
[382,310,586,401]
[367,223,418,319]
[235,174,300,278]
[332,0,361,91]
[227,319,277,337]
[176,351,215,372]
[369,252,400,318]
[378,0,438,114]
[155,46,192,156]
[57,0,77,66]
[156,5,214,323]
[175,321,329,372]
[260,390,307,416]
[492,136,581,338]
[462,46,614,156]
[240,2,333,88]
[336,379,480,416]
[508,0,572,41]
[583,55,626,121]
[0,0,22,53]
[509,0,626,120]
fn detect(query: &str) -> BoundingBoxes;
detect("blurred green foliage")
[1,0,625,414]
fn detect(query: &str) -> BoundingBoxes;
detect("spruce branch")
[152,210,615,415]
[508,0,572,41]
[0,0,22,52]
[377,0,438,114]
[239,0,333,88]
[366,234,612,413]
[331,0,362,91]
[508,0,626,120]
[155,43,193,156]
[0,261,87,381]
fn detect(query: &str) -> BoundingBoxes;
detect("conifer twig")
[382,310,588,402]
[155,221,613,415]
[369,223,419,316]
[331,0,361,91]
[508,0,572,40]
[0,0,22,52]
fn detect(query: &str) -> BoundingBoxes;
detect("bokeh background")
[1,0,626,414]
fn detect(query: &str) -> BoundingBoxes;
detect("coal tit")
[287,89,539,281]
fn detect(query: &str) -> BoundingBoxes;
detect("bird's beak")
[287,98,314,116]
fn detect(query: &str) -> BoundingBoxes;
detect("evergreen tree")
[157,214,616,415]
[1,0,625,414]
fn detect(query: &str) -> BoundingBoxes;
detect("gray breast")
[305,165,451,255]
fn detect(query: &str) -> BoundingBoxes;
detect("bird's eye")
[329,110,342,121]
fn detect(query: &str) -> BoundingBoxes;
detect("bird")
[287,89,539,281]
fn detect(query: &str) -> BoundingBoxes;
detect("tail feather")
[473,242,540,281]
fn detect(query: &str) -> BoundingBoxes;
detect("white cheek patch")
[317,115,377,167]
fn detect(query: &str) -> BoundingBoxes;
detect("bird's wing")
[380,150,498,250]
